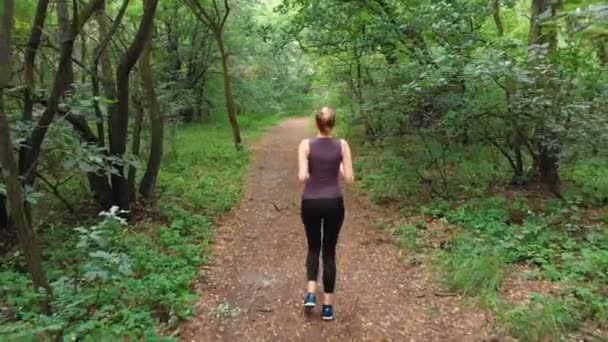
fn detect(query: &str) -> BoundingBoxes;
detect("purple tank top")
[302,138,343,199]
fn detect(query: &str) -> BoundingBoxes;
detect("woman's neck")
[317,131,332,138]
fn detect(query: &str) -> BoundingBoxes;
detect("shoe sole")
[322,316,334,321]
[303,303,316,308]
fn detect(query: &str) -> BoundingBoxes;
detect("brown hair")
[315,107,336,134]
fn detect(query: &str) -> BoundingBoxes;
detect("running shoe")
[321,305,334,321]
[303,292,316,309]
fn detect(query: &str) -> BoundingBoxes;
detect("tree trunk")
[20,0,50,173]
[138,37,164,200]
[95,0,118,123]
[0,0,50,311]
[216,31,242,150]
[0,195,8,231]
[536,136,560,192]
[108,0,158,210]
[128,96,144,202]
[167,6,181,75]
[56,0,74,93]
[528,0,562,190]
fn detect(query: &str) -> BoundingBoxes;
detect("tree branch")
[221,0,230,29]
[486,135,518,173]
[93,0,129,63]
[34,171,75,213]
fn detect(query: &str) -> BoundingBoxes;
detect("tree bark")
[138,37,164,200]
[217,31,242,150]
[0,0,50,311]
[56,0,75,92]
[128,96,144,201]
[492,0,504,37]
[92,0,128,149]
[20,0,50,173]
[108,0,158,209]
[95,0,120,119]
[528,0,562,189]
[0,194,9,233]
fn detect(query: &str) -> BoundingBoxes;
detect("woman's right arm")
[340,139,355,184]
[298,139,309,183]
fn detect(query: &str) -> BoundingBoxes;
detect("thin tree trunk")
[92,0,128,149]
[56,0,74,93]
[0,195,8,231]
[492,0,504,37]
[128,96,144,201]
[20,0,50,173]
[138,37,164,200]
[95,0,119,122]
[167,6,181,75]
[108,0,158,210]
[216,31,242,150]
[80,34,87,83]
[0,0,50,311]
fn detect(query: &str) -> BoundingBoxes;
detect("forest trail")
[179,118,493,341]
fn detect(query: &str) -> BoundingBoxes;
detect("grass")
[0,113,280,340]
[503,295,582,341]
[394,224,419,252]
[440,232,506,296]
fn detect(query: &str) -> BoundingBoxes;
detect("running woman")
[298,107,354,321]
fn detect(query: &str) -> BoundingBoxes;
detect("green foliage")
[563,158,608,205]
[0,114,277,340]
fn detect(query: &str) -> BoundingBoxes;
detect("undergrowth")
[353,136,608,341]
[0,113,279,340]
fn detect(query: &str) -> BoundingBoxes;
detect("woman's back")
[302,138,342,199]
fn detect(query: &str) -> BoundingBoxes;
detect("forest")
[0,0,607,340]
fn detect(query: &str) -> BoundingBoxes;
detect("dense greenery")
[0,114,278,339]
[1,0,607,339]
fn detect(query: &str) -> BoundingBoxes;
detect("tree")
[0,0,50,311]
[184,0,243,150]
[528,0,564,189]
[138,30,164,200]
[108,0,159,210]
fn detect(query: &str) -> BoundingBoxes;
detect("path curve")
[179,118,492,341]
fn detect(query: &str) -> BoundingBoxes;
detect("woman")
[298,107,354,321]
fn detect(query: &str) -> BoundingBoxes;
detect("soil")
[178,118,495,341]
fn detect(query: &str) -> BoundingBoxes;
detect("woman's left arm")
[340,139,355,184]
[298,139,309,183]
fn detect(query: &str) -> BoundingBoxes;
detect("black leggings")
[301,197,345,293]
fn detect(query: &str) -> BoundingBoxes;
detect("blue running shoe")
[322,305,334,321]
[303,292,316,309]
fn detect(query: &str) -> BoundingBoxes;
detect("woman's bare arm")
[298,139,309,183]
[340,139,354,184]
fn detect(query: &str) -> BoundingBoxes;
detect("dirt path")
[179,118,493,341]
